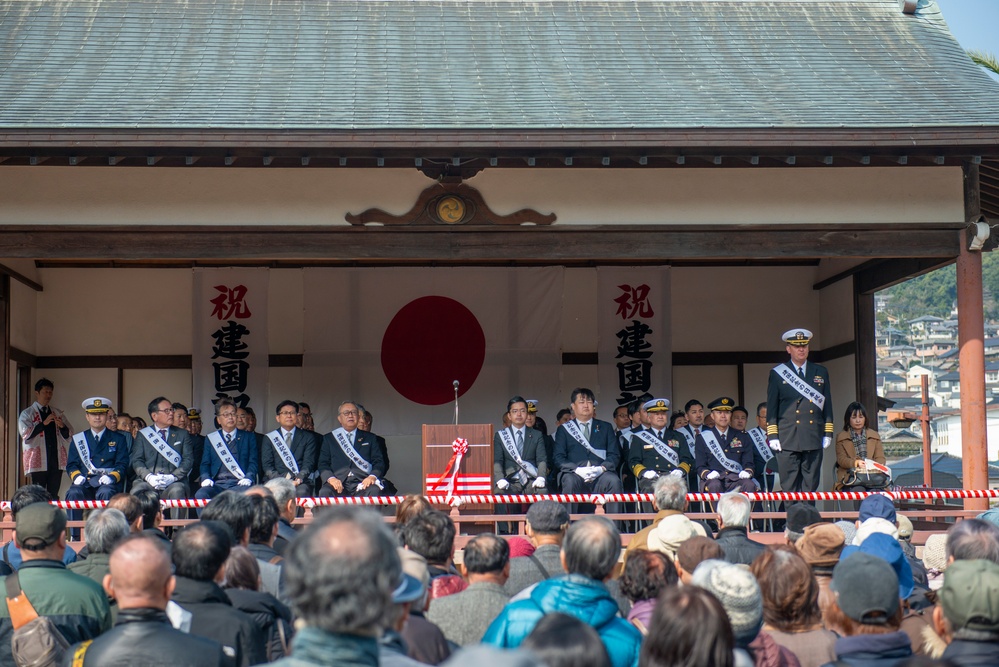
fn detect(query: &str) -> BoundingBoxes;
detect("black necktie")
[39,406,50,419]
[798,366,805,379]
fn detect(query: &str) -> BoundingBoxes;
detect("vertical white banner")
[192,269,269,415]
[597,267,672,409]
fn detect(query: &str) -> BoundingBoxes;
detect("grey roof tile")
[1,0,998,130]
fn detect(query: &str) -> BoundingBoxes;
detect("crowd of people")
[0,479,995,667]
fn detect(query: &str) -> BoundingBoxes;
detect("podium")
[422,424,493,510]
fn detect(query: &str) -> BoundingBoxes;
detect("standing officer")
[553,388,623,514]
[262,399,319,500]
[766,328,834,496]
[196,398,257,504]
[66,397,129,526]
[317,401,384,499]
[695,397,756,494]
[629,398,693,492]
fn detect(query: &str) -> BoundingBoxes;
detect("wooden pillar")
[960,163,988,510]
[0,275,9,500]
[854,283,878,416]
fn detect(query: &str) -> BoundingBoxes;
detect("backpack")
[4,571,71,667]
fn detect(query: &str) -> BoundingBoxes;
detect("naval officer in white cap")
[765,328,834,499]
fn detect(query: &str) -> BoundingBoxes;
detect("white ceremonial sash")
[701,431,744,474]
[562,420,607,461]
[207,431,247,480]
[497,428,539,480]
[748,427,774,462]
[71,432,97,475]
[775,364,826,410]
[680,427,697,456]
[332,428,373,475]
[633,430,680,467]
[140,426,182,467]
[266,429,300,475]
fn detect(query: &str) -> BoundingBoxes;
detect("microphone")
[453,380,459,388]
[453,381,460,425]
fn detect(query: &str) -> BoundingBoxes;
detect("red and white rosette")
[431,437,469,502]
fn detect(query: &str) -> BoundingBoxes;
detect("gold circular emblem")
[436,196,466,224]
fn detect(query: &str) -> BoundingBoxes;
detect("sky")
[936,0,999,81]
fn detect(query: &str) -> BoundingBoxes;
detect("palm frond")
[969,49,999,76]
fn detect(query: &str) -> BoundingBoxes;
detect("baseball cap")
[841,532,913,600]
[831,552,900,625]
[859,494,896,523]
[939,559,999,632]
[15,502,66,549]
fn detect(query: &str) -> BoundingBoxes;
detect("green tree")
[969,50,999,76]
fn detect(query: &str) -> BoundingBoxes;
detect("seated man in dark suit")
[261,399,319,500]
[195,398,258,506]
[317,401,385,498]
[131,396,195,519]
[553,387,623,515]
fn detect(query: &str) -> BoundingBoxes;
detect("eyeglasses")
[218,411,237,418]
[278,411,298,416]
[340,410,359,417]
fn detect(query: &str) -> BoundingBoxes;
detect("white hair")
[717,492,751,529]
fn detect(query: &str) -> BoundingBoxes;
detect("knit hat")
[831,552,900,625]
[834,520,857,547]
[796,523,845,568]
[841,532,913,600]
[939,559,999,633]
[691,559,763,645]
[853,517,899,546]
[858,494,896,523]
[647,514,708,560]
[921,533,948,572]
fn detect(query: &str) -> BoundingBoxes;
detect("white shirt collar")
[91,428,106,439]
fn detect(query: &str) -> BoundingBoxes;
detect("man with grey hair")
[624,474,690,563]
[267,506,401,667]
[69,508,130,595]
[427,534,511,646]
[483,516,642,667]
[714,492,765,566]
[946,517,999,565]
[265,476,299,554]
[505,501,571,596]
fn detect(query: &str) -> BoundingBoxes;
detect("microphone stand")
[453,381,460,426]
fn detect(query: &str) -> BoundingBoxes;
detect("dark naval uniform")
[318,428,385,497]
[695,399,757,496]
[66,397,130,527]
[629,428,693,492]
[766,329,834,496]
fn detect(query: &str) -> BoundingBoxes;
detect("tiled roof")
[2,0,999,130]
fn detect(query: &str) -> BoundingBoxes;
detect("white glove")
[160,474,176,487]
[706,471,720,480]
[738,471,752,480]
[73,475,87,486]
[145,474,158,485]
[770,439,782,452]
[586,467,604,482]
[574,466,589,479]
[237,478,251,487]
[532,477,547,488]
[496,478,510,490]
[201,479,214,487]
[642,470,658,480]
[98,475,113,485]
[670,469,685,479]
[822,436,833,449]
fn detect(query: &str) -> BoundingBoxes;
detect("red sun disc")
[380,296,486,405]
